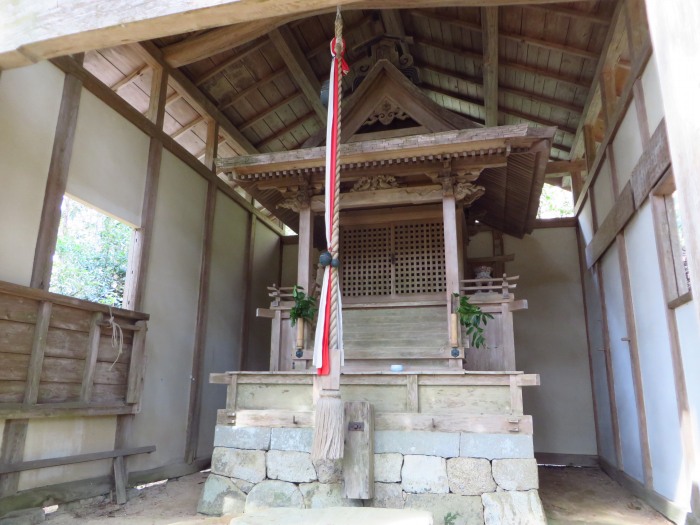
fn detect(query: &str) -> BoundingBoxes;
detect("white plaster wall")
[66,89,150,227]
[130,150,206,470]
[642,54,665,137]
[611,106,643,190]
[196,192,249,458]
[244,222,281,371]
[593,157,616,221]
[18,417,116,490]
[0,61,64,285]
[625,202,687,502]
[600,243,645,482]
[506,227,597,455]
[583,264,617,464]
[466,231,493,259]
[676,301,700,495]
[579,199,595,246]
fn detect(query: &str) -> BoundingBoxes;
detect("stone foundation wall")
[198,426,546,525]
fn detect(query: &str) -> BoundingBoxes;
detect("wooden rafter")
[414,38,589,90]
[194,39,270,86]
[171,115,206,139]
[257,112,318,149]
[419,62,584,115]
[411,10,599,61]
[380,10,406,37]
[110,64,149,91]
[524,4,611,26]
[218,69,289,111]
[240,92,305,132]
[307,15,380,59]
[162,17,289,67]
[481,7,499,127]
[135,42,257,155]
[269,26,327,123]
[0,0,599,70]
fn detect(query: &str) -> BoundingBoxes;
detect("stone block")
[367,483,405,509]
[482,490,546,525]
[270,427,313,452]
[459,433,534,459]
[232,478,254,494]
[374,453,403,483]
[492,459,539,490]
[376,430,459,457]
[214,426,270,450]
[299,482,364,508]
[401,455,449,494]
[197,473,246,516]
[244,480,305,512]
[447,457,496,495]
[266,450,316,483]
[211,448,266,483]
[314,458,343,483]
[405,493,483,525]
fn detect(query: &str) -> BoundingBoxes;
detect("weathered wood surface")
[343,401,374,499]
[218,125,553,175]
[0,281,149,417]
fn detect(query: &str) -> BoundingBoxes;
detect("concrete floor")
[539,466,671,524]
[41,467,672,525]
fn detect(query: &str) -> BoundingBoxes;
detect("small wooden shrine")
[205,55,552,523]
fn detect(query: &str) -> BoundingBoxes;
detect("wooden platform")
[210,370,539,434]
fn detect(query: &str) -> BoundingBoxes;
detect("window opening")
[50,196,133,307]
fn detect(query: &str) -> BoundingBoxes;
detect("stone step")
[229,507,432,525]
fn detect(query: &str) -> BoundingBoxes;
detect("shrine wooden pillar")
[296,191,314,349]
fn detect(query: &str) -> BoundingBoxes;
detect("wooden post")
[442,174,460,333]
[240,214,257,371]
[297,198,314,350]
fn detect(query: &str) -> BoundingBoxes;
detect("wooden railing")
[0,280,149,418]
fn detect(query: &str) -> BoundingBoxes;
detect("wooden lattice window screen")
[341,221,445,298]
[341,225,392,296]
[394,221,446,295]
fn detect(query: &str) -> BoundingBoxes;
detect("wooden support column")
[442,173,461,339]
[185,121,219,464]
[31,72,83,290]
[616,232,653,489]
[240,214,257,371]
[297,194,314,350]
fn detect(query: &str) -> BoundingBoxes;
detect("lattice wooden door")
[340,220,445,300]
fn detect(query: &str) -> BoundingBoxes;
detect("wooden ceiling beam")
[269,26,327,124]
[308,16,380,59]
[194,39,270,86]
[501,107,576,136]
[241,92,305,132]
[164,91,182,107]
[414,38,589,90]
[134,42,258,155]
[162,16,289,67]
[0,0,599,70]
[218,69,289,111]
[411,10,599,61]
[481,7,499,127]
